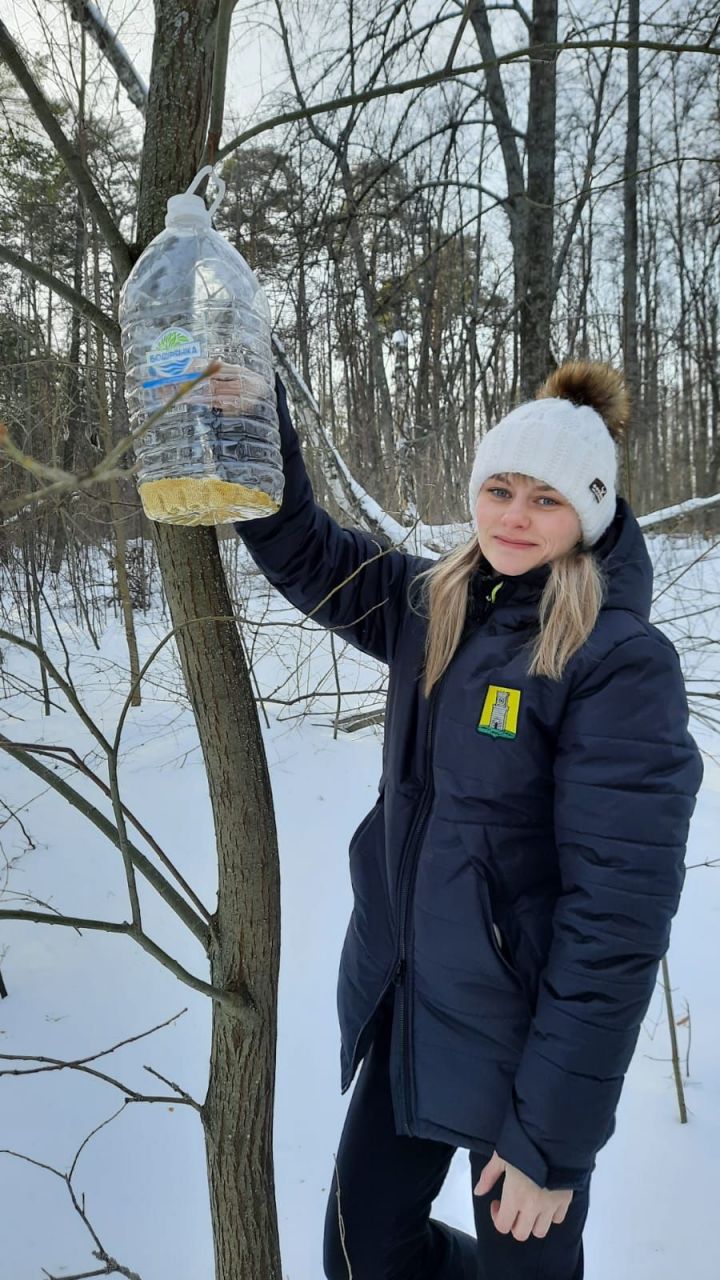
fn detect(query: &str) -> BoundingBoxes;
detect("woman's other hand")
[474,1150,573,1240]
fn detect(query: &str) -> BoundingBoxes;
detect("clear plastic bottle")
[118,167,284,525]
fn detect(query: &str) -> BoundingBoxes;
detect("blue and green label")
[144,326,205,388]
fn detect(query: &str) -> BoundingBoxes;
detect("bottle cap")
[165,167,225,228]
[165,193,211,228]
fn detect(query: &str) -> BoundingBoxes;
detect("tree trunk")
[133,3,283,1275]
[90,223,142,705]
[147,520,282,1279]
[337,154,395,487]
[621,0,640,507]
[469,0,527,400]
[50,26,87,574]
[520,0,558,397]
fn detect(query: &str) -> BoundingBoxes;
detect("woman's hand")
[473,1151,573,1241]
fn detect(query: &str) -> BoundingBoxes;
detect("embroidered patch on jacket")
[477,685,521,739]
[589,477,607,503]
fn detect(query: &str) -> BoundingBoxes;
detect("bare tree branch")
[201,0,237,166]
[2,1106,145,1280]
[0,907,246,1012]
[651,537,720,607]
[444,0,476,73]
[217,36,720,162]
[0,732,211,949]
[0,629,144,926]
[0,1008,201,1107]
[0,19,132,278]
[0,245,120,346]
[467,0,525,246]
[551,0,622,294]
[0,362,220,520]
[272,336,438,554]
[2,742,212,925]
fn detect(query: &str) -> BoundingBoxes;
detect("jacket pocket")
[346,793,393,930]
[348,793,384,857]
[491,919,518,977]
[477,873,529,1002]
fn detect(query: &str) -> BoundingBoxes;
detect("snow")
[0,534,719,1278]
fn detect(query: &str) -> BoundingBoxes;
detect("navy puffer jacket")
[237,377,703,1191]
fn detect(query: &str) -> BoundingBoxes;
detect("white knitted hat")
[468,386,620,548]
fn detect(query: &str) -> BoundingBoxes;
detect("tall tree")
[621,0,640,505]
[521,0,558,395]
[1,5,284,1276]
[134,4,282,1276]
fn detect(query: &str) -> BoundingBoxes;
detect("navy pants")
[324,998,591,1280]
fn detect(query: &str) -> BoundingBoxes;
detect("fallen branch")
[62,0,148,113]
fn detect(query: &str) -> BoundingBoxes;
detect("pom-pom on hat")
[468,361,629,547]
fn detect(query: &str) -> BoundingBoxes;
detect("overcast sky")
[0,0,296,136]
[0,0,483,150]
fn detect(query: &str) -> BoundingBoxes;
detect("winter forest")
[0,1,719,1278]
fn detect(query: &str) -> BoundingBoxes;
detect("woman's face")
[475,472,582,575]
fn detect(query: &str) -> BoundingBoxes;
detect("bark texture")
[520,0,558,396]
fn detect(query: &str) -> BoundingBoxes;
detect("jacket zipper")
[342,583,502,1096]
[393,684,439,1132]
[341,686,440,1095]
[393,583,502,1132]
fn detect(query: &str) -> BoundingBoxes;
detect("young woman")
[236,361,703,1280]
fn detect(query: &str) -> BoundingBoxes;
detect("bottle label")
[143,326,206,388]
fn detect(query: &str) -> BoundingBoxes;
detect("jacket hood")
[470,498,653,626]
[596,497,653,619]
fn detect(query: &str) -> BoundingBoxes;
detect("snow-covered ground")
[0,533,718,1279]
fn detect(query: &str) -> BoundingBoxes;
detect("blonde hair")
[413,528,606,697]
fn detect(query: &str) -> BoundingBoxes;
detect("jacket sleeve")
[494,633,703,1191]
[234,375,419,665]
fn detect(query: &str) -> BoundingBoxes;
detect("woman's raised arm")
[235,376,421,665]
